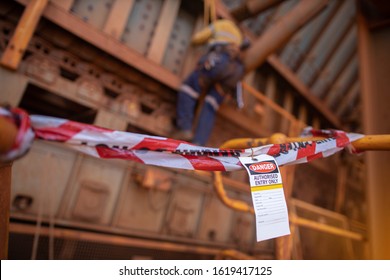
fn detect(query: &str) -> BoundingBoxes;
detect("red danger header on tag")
[249,162,277,173]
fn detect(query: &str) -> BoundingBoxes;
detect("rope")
[204,0,217,26]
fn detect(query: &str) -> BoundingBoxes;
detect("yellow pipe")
[213,171,254,214]
[220,137,268,149]
[289,215,365,241]
[213,171,366,241]
[352,135,390,151]
[221,134,390,151]
[213,133,289,214]
[213,132,390,223]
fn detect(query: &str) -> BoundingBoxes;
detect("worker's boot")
[171,129,193,142]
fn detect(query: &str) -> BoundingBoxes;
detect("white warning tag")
[239,154,290,241]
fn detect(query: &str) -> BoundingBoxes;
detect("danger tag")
[239,154,290,241]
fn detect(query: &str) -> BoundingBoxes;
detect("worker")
[173,19,248,146]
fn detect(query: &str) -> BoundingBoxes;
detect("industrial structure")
[0,0,389,260]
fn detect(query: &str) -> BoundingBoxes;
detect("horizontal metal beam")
[15,0,181,90]
[9,222,221,256]
[230,0,285,22]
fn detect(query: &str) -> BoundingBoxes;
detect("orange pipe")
[0,115,17,259]
[0,117,18,155]
[212,171,254,214]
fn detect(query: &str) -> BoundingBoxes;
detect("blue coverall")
[175,20,245,145]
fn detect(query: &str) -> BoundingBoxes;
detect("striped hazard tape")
[0,107,364,170]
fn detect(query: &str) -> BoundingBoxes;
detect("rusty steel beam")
[358,8,390,259]
[0,163,12,260]
[15,0,181,90]
[0,0,48,70]
[9,223,222,256]
[336,81,359,117]
[311,26,357,98]
[296,0,355,86]
[230,0,285,22]
[306,18,356,88]
[269,55,343,128]
[244,0,329,74]
[325,55,358,109]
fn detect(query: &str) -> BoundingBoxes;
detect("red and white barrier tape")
[0,108,364,170]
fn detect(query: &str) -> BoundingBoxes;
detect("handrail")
[242,83,300,125]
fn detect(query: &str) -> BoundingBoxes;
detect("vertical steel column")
[357,11,390,259]
[244,0,329,73]
[0,0,48,70]
[0,163,12,260]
